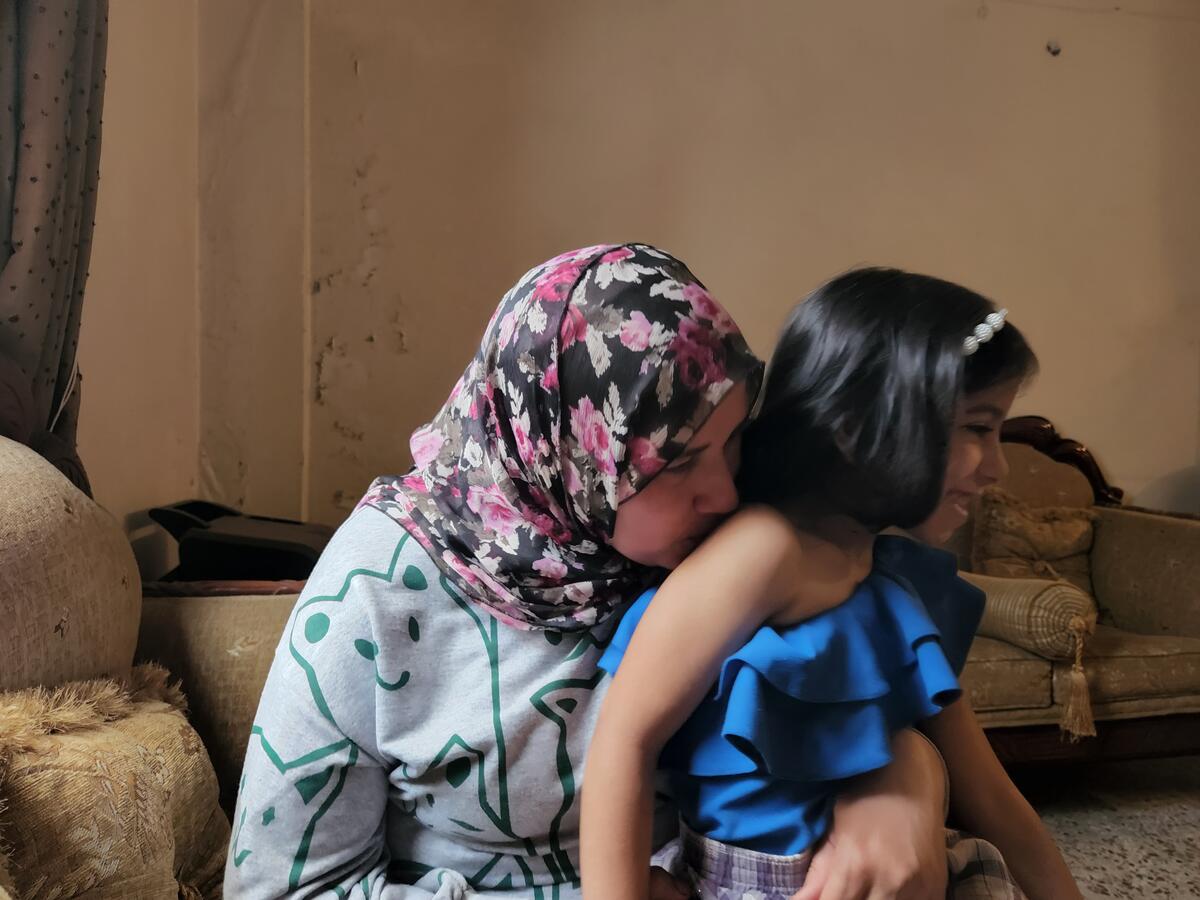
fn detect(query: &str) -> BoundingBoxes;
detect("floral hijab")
[360,244,763,631]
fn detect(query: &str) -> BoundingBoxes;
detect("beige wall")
[82,0,307,540]
[78,0,199,571]
[198,0,306,520]
[81,0,1200,537]
[304,0,1200,519]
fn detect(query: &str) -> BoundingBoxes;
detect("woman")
[226,244,972,899]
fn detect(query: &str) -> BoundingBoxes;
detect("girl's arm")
[581,506,819,900]
[923,699,1084,900]
[794,729,949,900]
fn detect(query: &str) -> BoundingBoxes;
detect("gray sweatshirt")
[225,504,614,899]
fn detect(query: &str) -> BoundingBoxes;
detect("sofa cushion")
[971,487,1098,595]
[997,443,1096,509]
[0,437,141,692]
[962,572,1097,661]
[137,593,297,811]
[961,637,1054,712]
[1054,625,1200,706]
[951,443,1096,571]
[1090,507,1200,638]
[0,664,229,899]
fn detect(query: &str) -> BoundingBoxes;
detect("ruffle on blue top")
[598,534,984,855]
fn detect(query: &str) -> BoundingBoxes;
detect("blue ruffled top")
[598,534,984,855]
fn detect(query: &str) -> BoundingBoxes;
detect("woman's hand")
[793,730,948,900]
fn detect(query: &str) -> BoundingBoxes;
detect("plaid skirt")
[653,822,1027,900]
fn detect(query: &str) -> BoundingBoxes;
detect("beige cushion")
[961,572,1097,661]
[0,437,141,692]
[951,443,1095,566]
[0,665,229,899]
[1055,625,1200,705]
[998,443,1096,509]
[961,636,1053,711]
[971,486,1098,595]
[137,593,297,809]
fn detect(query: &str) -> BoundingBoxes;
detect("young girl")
[581,268,1082,900]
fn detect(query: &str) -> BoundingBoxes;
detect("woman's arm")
[794,729,950,900]
[582,507,820,899]
[225,514,434,899]
[923,699,1083,900]
[227,655,394,898]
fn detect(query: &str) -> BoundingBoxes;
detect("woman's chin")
[649,542,695,571]
[618,534,701,571]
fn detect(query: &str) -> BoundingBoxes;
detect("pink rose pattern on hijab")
[359,244,763,631]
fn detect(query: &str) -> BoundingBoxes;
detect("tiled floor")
[1014,755,1200,899]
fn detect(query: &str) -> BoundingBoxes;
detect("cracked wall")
[83,0,1200,534]
[302,0,1200,519]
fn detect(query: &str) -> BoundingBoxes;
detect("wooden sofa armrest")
[1091,507,1200,638]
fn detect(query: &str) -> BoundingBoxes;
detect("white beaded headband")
[963,308,1008,356]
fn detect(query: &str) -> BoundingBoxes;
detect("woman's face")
[913,378,1021,547]
[611,382,750,570]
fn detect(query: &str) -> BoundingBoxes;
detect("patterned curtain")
[0,1,107,495]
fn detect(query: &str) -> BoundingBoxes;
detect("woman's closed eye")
[665,449,704,474]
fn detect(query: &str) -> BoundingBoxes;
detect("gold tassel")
[1061,615,1097,741]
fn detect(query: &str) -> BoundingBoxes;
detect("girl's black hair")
[738,267,1038,529]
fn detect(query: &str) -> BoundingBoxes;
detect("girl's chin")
[916,506,969,547]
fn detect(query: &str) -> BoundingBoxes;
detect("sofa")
[954,417,1200,763]
[0,438,232,899]
[2,417,1197,896]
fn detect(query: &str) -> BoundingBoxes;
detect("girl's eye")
[965,424,995,436]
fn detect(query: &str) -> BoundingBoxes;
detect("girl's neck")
[786,502,875,557]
